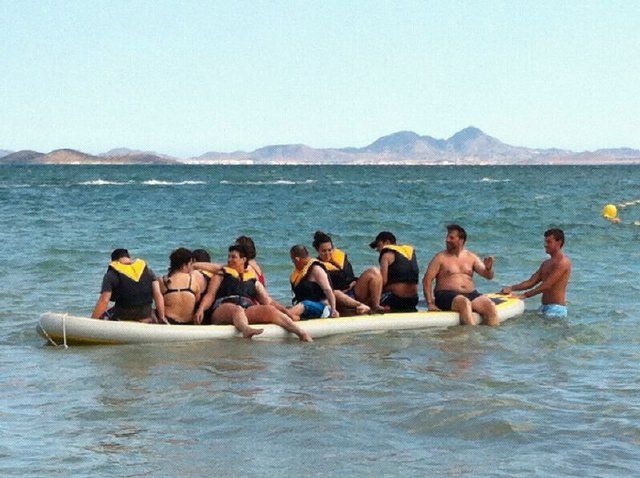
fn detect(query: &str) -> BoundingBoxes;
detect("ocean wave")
[477,177,511,183]
[77,179,133,186]
[432,177,511,185]
[142,180,207,185]
[0,183,30,188]
[618,199,640,208]
[219,179,316,185]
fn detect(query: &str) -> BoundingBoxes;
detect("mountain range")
[2,127,639,165]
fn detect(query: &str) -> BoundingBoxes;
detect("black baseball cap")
[369,231,396,248]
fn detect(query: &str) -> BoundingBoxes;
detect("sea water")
[1,165,639,476]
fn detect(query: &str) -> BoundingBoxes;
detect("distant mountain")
[360,131,445,156]
[0,150,45,164]
[0,149,12,158]
[1,148,178,164]
[100,148,178,161]
[191,126,580,164]
[594,148,640,158]
[4,129,640,165]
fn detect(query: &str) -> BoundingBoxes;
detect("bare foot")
[299,331,313,342]
[355,303,371,315]
[243,327,264,338]
[371,306,386,314]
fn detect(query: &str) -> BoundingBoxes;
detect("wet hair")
[111,248,130,261]
[229,244,249,268]
[235,236,256,260]
[290,244,310,259]
[312,230,333,251]
[446,224,467,243]
[168,247,193,276]
[192,249,211,262]
[544,228,565,247]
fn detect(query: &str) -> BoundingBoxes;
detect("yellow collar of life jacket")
[319,248,346,271]
[382,244,414,260]
[222,266,257,281]
[290,259,320,286]
[198,269,214,279]
[109,259,147,282]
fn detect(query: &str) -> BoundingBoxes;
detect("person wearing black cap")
[91,248,166,323]
[369,231,420,312]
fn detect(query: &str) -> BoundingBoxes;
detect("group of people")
[91,225,572,339]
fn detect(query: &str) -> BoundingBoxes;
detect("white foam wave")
[78,179,132,185]
[478,177,511,183]
[618,199,640,209]
[220,179,316,185]
[142,180,207,185]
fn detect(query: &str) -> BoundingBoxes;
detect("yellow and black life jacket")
[108,259,154,307]
[290,259,327,303]
[379,244,419,285]
[216,266,258,301]
[318,248,357,291]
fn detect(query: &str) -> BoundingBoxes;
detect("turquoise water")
[1,165,640,476]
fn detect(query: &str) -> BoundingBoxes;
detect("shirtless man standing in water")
[500,228,571,318]
[423,224,498,326]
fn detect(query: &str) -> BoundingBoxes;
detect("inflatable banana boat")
[38,294,524,346]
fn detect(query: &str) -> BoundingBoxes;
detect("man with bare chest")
[500,228,571,318]
[423,224,498,326]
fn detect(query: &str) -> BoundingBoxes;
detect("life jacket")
[215,266,258,302]
[319,248,357,291]
[290,259,327,303]
[379,244,419,285]
[108,259,154,307]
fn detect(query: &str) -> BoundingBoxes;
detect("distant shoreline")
[3,127,639,166]
[3,162,640,166]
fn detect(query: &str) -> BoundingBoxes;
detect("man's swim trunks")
[539,303,567,318]
[380,292,418,312]
[434,289,482,311]
[299,300,330,320]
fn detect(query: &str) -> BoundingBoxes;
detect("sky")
[1,0,639,157]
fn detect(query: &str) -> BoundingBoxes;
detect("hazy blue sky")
[1,0,638,156]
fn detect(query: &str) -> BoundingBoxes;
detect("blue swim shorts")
[300,300,330,320]
[539,303,568,319]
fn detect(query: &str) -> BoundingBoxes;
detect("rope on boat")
[61,313,68,348]
[38,314,69,349]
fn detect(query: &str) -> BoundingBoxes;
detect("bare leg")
[287,303,305,320]
[213,303,263,338]
[246,305,312,342]
[334,290,370,315]
[354,267,384,312]
[471,296,499,326]
[451,295,477,325]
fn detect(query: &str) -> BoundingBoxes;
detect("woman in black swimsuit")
[159,248,202,324]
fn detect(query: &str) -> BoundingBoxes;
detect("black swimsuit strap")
[163,274,197,297]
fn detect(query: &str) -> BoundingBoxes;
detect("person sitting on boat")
[91,248,166,323]
[312,230,379,314]
[235,236,266,286]
[159,248,202,325]
[369,231,420,312]
[423,224,498,326]
[191,248,221,324]
[194,244,312,341]
[288,244,339,319]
